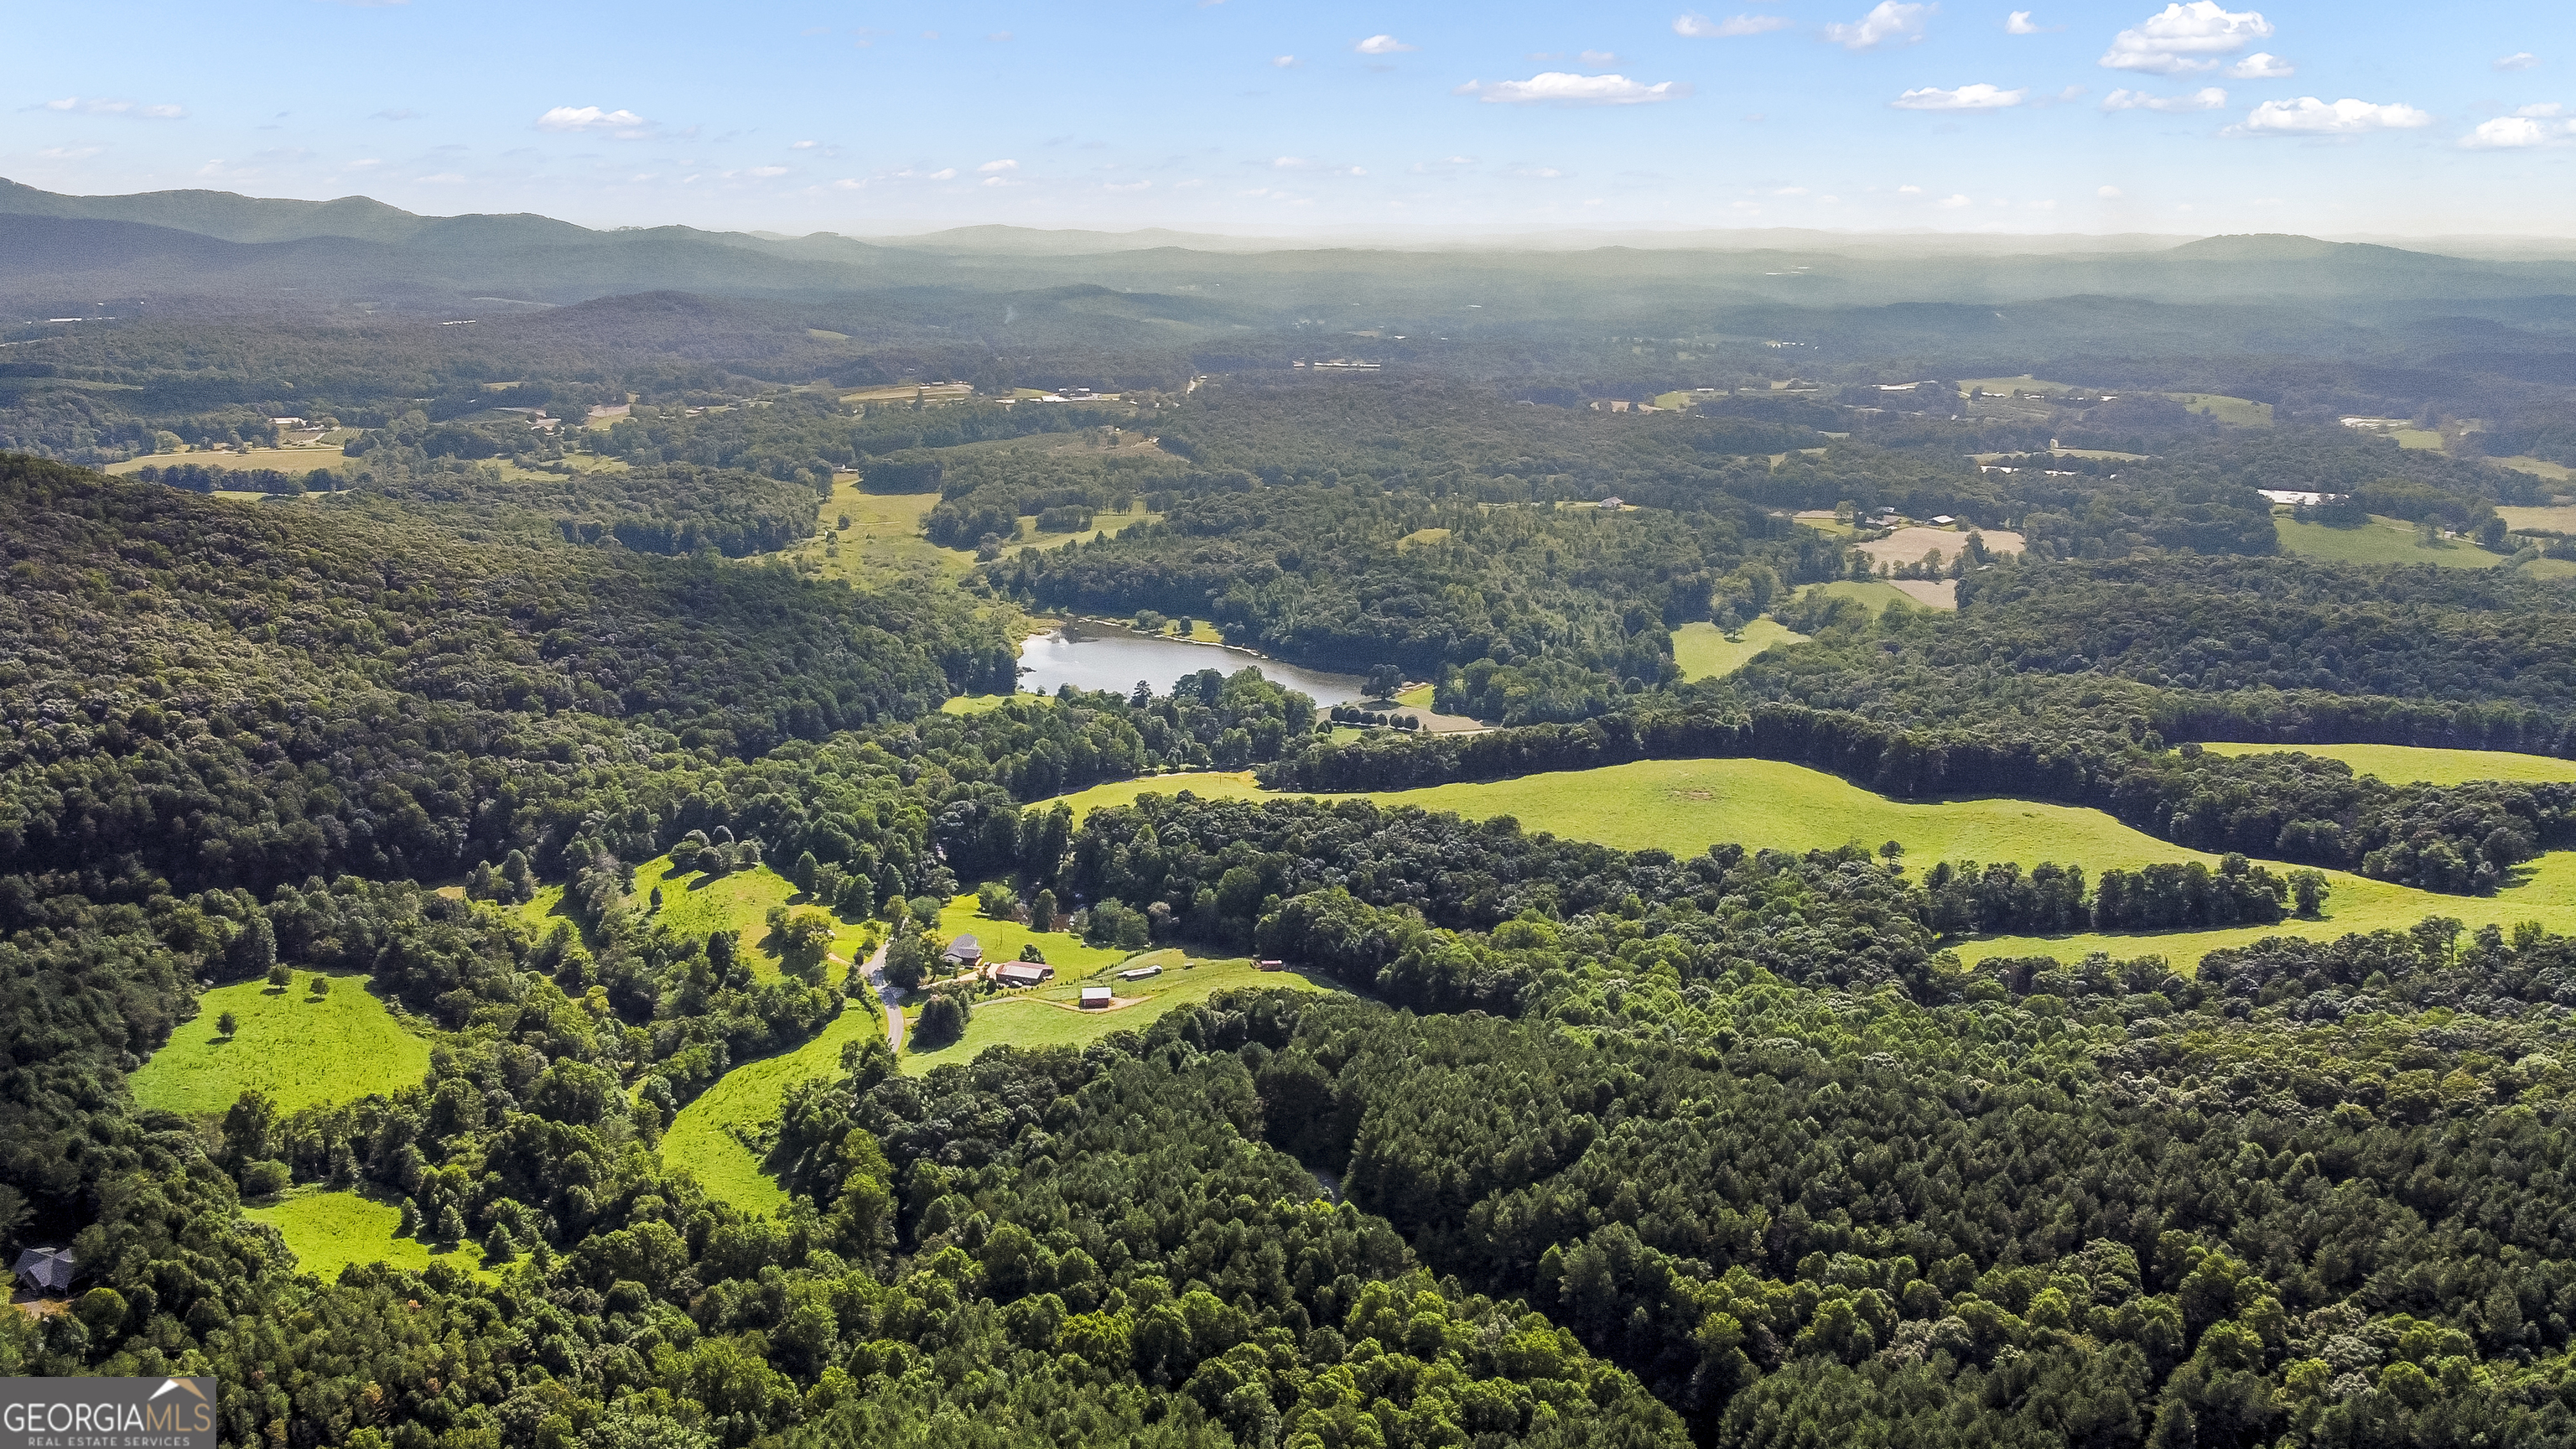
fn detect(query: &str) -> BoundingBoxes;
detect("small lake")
[1016,623,1368,705]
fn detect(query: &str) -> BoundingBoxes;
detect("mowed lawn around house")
[1673,619,1810,682]
[2274,515,2501,569]
[661,1004,881,1213]
[135,974,429,1116]
[906,953,1333,1065]
[244,1189,496,1280]
[2199,742,2576,787]
[1036,757,2576,969]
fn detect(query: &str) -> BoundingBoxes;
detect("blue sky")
[10,2,2574,237]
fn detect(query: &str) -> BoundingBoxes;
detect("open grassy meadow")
[2500,503,2576,531]
[1673,619,1810,681]
[1037,756,2576,971]
[2274,515,2501,569]
[245,1189,496,1280]
[941,693,1015,715]
[906,953,1332,1065]
[628,855,878,984]
[2199,741,2576,787]
[661,1003,881,1213]
[135,974,428,1116]
[2167,392,2273,427]
[2494,459,2576,486]
[1964,853,2576,969]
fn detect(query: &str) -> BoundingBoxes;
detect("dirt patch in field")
[1889,579,1960,610]
[1855,526,2024,569]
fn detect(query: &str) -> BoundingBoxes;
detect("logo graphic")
[0,1376,217,1447]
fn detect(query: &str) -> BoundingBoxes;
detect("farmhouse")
[1080,985,1114,1010]
[942,934,983,970]
[995,962,1052,988]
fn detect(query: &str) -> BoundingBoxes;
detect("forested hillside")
[8,191,2576,1449]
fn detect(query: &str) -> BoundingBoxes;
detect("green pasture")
[2392,429,2446,452]
[1394,683,1435,709]
[1958,375,2082,397]
[135,974,428,1116]
[1965,854,2576,969]
[2494,458,2575,486]
[2499,503,2576,531]
[906,953,1330,1064]
[941,693,1015,715]
[2198,742,2576,787]
[661,1004,880,1213]
[624,854,879,984]
[2167,392,2272,428]
[1037,756,2576,971]
[1673,619,1810,682]
[1397,527,1453,550]
[245,1189,496,1280]
[2273,516,2499,569]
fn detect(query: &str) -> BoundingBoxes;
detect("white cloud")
[928,168,958,179]
[1580,49,1619,65]
[1675,12,1792,37]
[1893,82,2026,110]
[1774,184,1810,195]
[1510,166,1566,179]
[1272,54,1299,67]
[746,164,787,177]
[1354,34,1415,55]
[2461,116,2575,149]
[791,140,818,149]
[1939,193,1971,208]
[2520,102,2566,117]
[986,30,1012,41]
[2005,11,2053,34]
[1106,179,1151,191]
[36,145,104,159]
[1823,3,1931,51]
[977,158,1017,172]
[1459,72,1693,105]
[2225,51,2293,78]
[1273,155,1312,169]
[2101,86,2226,111]
[1897,183,1922,192]
[36,96,185,119]
[2496,52,2539,72]
[2100,3,2271,75]
[2098,184,2124,198]
[537,105,649,136]
[2236,96,2433,134]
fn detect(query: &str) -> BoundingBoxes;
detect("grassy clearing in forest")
[106,446,348,475]
[135,974,428,1116]
[621,855,880,984]
[245,1189,496,1280]
[1038,758,2576,969]
[1809,580,1934,614]
[1672,619,1810,681]
[2198,742,2576,787]
[2274,516,2501,569]
[907,953,1331,1064]
[2167,392,2273,427]
[661,1005,880,1213]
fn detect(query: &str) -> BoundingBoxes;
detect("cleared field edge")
[2198,741,2576,787]
[1035,756,2576,969]
[133,972,431,1117]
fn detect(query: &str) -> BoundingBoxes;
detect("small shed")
[1079,985,1114,1010]
[995,962,1052,988]
[12,1247,74,1294]
[1930,515,1956,526]
[941,934,982,969]
[1256,958,1287,972]
[1116,963,1163,981]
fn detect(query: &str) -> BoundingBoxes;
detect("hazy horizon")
[13,2,2573,240]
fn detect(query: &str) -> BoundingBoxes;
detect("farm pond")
[1016,622,1368,705]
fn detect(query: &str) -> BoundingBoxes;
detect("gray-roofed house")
[941,934,983,969]
[12,1247,73,1294]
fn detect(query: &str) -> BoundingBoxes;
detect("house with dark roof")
[12,1246,73,1294]
[941,934,982,969]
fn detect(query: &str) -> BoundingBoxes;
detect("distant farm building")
[1116,963,1163,981]
[995,962,1052,988]
[1080,985,1114,1010]
[942,934,983,969]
